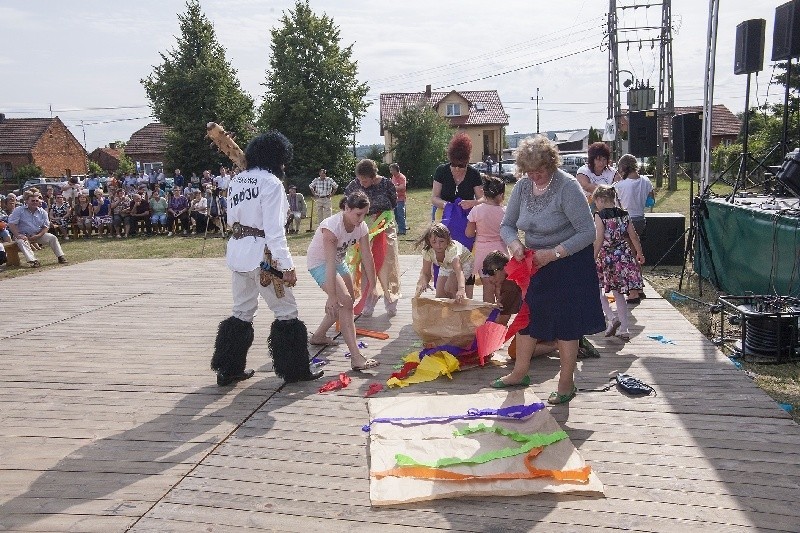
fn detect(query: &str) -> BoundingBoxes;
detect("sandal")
[310,336,341,346]
[490,375,531,389]
[615,332,631,342]
[351,358,379,371]
[548,385,577,405]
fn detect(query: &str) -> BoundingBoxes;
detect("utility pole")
[531,88,542,134]
[608,0,674,189]
[658,0,675,190]
[608,0,621,159]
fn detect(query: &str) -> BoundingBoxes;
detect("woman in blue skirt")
[496,135,605,404]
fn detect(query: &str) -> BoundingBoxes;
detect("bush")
[14,163,43,183]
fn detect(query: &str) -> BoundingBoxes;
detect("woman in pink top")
[466,176,508,302]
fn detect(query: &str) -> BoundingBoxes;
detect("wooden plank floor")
[1,257,799,532]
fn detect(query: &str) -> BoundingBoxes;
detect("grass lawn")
[3,179,797,421]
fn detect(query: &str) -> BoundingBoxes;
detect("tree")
[588,126,602,144]
[13,163,43,183]
[257,1,369,187]
[117,149,136,176]
[386,105,452,189]
[87,161,103,175]
[142,0,254,175]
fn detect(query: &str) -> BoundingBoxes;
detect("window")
[446,103,462,116]
[143,162,163,174]
[474,103,486,111]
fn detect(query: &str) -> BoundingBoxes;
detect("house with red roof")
[125,122,169,172]
[0,114,87,181]
[380,86,509,164]
[88,144,121,173]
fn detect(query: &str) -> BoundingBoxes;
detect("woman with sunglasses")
[432,133,484,213]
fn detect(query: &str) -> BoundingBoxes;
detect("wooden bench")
[4,241,20,266]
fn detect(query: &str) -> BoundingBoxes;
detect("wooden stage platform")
[1,257,799,532]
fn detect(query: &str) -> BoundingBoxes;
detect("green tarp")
[696,198,800,296]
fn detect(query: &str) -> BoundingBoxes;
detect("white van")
[560,153,587,176]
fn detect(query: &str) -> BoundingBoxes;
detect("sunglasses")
[482,267,503,276]
[450,163,467,168]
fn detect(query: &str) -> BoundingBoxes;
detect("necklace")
[532,174,553,194]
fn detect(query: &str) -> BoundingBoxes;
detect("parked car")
[470,162,489,174]
[560,153,588,176]
[11,177,68,197]
[499,160,518,183]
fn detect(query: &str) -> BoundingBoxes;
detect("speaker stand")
[678,164,702,294]
[727,73,783,200]
[781,57,793,155]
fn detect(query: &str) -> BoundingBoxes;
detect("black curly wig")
[245,130,293,178]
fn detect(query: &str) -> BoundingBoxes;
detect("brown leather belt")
[231,222,265,239]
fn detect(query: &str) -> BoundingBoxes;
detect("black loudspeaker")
[672,113,702,163]
[628,111,658,157]
[642,213,685,266]
[772,0,800,61]
[734,19,766,74]
[776,148,800,198]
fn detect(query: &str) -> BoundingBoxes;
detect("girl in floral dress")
[592,185,644,341]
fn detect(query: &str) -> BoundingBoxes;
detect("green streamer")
[394,425,568,468]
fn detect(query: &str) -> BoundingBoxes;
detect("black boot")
[268,318,324,383]
[211,316,255,386]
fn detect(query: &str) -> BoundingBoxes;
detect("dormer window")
[474,103,486,111]
[446,103,462,116]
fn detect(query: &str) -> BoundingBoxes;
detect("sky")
[0,0,785,154]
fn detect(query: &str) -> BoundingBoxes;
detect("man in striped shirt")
[309,168,337,223]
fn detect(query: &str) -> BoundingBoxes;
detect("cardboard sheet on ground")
[367,390,604,505]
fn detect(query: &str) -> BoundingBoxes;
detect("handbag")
[580,373,656,396]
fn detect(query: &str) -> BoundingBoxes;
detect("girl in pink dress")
[466,176,508,303]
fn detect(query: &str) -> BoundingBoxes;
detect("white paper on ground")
[367,390,604,505]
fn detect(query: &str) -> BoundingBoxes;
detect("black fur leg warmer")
[268,318,314,382]
[211,316,254,376]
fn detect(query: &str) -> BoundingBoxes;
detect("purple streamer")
[363,401,546,432]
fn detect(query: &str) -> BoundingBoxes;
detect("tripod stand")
[201,188,227,256]
[716,72,783,199]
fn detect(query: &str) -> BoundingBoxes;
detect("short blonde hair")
[515,135,561,176]
[23,188,41,201]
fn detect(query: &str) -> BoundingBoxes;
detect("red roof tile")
[380,90,508,133]
[0,117,57,154]
[126,122,169,156]
[666,105,741,138]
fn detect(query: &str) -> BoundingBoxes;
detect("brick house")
[380,86,508,164]
[0,114,87,181]
[126,122,169,173]
[88,144,121,173]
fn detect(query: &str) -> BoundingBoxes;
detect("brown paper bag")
[411,296,497,348]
